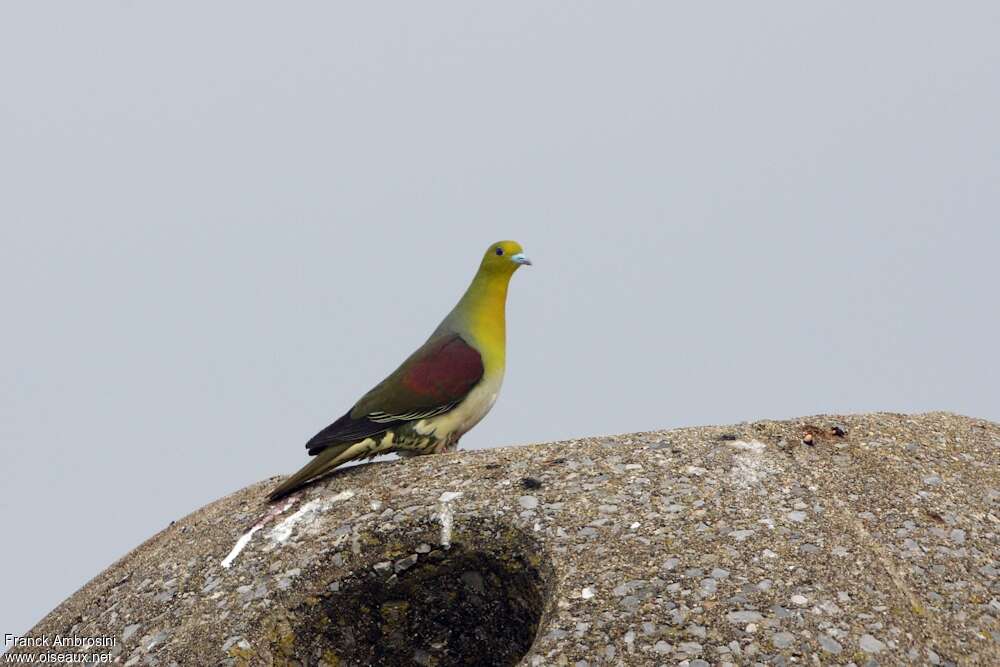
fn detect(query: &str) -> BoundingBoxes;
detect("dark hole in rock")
[520,477,543,490]
[283,535,551,666]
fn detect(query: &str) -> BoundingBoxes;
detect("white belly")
[414,374,503,446]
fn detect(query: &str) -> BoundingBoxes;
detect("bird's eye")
[495,247,504,256]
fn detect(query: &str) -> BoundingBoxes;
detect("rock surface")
[9,412,1000,665]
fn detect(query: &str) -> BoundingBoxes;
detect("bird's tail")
[267,441,370,501]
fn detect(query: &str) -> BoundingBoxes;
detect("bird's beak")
[511,253,532,266]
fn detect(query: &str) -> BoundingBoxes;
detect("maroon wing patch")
[400,335,484,405]
[306,334,484,456]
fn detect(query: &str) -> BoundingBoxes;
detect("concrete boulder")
[9,412,1000,665]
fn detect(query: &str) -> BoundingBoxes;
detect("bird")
[268,240,531,501]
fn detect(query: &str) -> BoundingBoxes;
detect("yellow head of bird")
[479,240,531,276]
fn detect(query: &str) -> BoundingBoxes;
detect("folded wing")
[306,333,484,455]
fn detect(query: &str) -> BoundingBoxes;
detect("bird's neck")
[452,271,510,368]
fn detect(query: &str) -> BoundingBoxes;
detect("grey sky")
[2,2,998,640]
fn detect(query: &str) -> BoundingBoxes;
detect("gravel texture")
[7,412,1000,665]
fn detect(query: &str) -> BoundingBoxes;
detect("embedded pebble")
[395,555,418,572]
[677,641,703,654]
[859,634,886,653]
[819,634,843,654]
[727,610,763,624]
[122,624,141,642]
[686,624,706,639]
[220,636,243,652]
[143,631,169,651]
